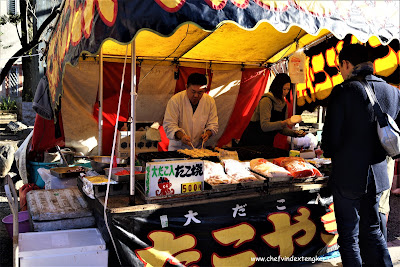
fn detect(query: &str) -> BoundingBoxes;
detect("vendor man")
[163,73,218,151]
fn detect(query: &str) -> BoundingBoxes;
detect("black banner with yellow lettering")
[110,189,336,266]
[297,35,400,114]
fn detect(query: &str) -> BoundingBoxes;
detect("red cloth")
[157,125,169,151]
[31,113,65,152]
[93,62,141,155]
[217,68,270,147]
[174,66,213,94]
[19,184,40,211]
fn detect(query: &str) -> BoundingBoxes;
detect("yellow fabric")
[100,22,328,66]
[157,0,185,9]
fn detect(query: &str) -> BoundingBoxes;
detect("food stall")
[26,0,399,266]
[89,150,335,266]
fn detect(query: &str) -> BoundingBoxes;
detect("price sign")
[145,160,204,197]
[181,182,202,193]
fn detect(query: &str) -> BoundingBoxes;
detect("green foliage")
[0,96,17,110]
[8,14,21,25]
[22,89,33,102]
[0,14,21,26]
[0,15,8,25]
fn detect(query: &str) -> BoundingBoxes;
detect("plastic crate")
[27,161,60,188]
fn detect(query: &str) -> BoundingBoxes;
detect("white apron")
[163,90,218,151]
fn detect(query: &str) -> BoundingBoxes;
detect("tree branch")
[14,23,22,43]
[0,5,61,87]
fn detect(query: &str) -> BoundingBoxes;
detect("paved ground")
[304,194,400,267]
[0,196,13,267]
[0,111,33,267]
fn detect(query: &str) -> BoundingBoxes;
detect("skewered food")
[178,148,219,158]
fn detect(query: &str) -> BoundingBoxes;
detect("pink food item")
[273,157,322,178]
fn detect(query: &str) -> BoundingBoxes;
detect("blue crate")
[27,161,60,188]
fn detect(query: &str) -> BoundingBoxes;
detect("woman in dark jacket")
[239,73,305,146]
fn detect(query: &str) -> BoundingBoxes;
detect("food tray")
[104,167,130,182]
[249,169,292,184]
[77,176,129,198]
[50,166,88,178]
[204,182,238,191]
[238,179,265,188]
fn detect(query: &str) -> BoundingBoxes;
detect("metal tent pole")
[291,83,297,150]
[98,48,103,155]
[130,41,136,205]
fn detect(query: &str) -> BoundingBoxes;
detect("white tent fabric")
[62,61,99,155]
[60,61,245,154]
[137,65,176,123]
[208,69,242,145]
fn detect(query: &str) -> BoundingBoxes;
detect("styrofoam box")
[117,131,159,158]
[19,228,108,267]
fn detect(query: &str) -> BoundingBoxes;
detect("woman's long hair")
[269,73,292,102]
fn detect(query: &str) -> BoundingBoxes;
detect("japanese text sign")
[145,160,204,197]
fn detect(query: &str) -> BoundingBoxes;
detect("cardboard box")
[145,160,204,197]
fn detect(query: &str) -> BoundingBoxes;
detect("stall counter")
[91,181,337,266]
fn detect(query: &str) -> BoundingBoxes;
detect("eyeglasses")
[335,63,341,73]
[335,58,342,73]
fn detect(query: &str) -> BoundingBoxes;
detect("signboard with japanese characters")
[145,160,204,197]
[111,189,337,266]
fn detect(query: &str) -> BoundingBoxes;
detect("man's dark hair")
[339,44,369,67]
[269,73,292,102]
[187,73,207,87]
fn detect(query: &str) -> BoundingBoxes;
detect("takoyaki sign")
[145,160,204,197]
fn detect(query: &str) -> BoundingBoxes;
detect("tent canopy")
[101,23,330,65]
[46,0,400,111]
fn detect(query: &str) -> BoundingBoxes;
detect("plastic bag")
[37,168,77,189]
[273,157,322,178]
[217,148,239,161]
[249,158,292,178]
[82,177,95,199]
[221,159,259,182]
[37,168,54,189]
[146,123,161,142]
[203,160,234,185]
